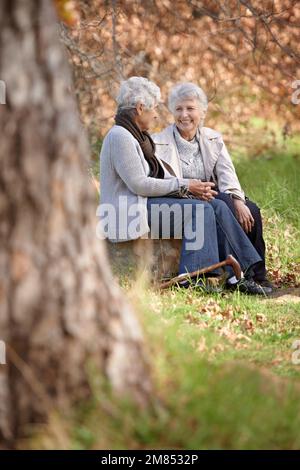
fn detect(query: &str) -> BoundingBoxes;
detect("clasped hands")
[187,180,217,201]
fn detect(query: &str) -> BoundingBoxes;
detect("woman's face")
[173,97,206,139]
[135,103,159,132]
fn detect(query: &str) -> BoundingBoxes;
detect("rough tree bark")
[0,0,151,445]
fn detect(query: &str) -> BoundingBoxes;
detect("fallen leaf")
[256,313,267,323]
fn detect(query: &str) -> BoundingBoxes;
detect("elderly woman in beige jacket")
[153,82,271,288]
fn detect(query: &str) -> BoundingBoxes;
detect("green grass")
[232,137,300,283]
[233,138,300,232]
[28,133,300,450]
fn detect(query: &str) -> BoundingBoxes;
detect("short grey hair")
[116,76,161,110]
[168,82,208,114]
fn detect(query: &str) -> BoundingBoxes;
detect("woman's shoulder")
[201,127,222,140]
[103,126,140,154]
[101,125,142,163]
[152,124,174,143]
[106,125,136,141]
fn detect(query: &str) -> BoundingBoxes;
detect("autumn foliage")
[59,0,300,152]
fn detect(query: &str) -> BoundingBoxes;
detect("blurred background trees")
[59,0,300,157]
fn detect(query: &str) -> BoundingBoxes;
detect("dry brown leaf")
[242,319,255,333]
[256,313,267,323]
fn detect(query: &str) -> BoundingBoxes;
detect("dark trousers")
[215,192,267,281]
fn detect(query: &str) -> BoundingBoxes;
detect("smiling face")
[173,97,206,140]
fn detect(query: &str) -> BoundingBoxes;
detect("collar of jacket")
[153,124,221,181]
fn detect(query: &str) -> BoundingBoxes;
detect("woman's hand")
[233,198,254,233]
[188,180,218,201]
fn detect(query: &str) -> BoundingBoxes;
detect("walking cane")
[160,254,242,289]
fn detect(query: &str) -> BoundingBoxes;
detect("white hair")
[116,76,161,110]
[168,82,208,114]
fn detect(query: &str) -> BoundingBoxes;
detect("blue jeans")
[147,197,262,277]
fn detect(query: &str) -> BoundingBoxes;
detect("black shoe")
[227,278,272,296]
[254,279,276,291]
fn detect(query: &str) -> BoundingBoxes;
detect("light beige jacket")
[152,124,245,201]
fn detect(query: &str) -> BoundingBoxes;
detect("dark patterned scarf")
[115,108,164,179]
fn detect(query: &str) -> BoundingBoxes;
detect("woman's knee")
[215,192,232,204]
[246,200,261,217]
[210,198,231,214]
[185,199,213,212]
[202,200,216,216]
[187,200,216,227]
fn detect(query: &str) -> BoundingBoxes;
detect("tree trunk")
[0,0,151,445]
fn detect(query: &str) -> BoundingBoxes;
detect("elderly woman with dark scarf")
[153,82,273,291]
[99,77,271,295]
